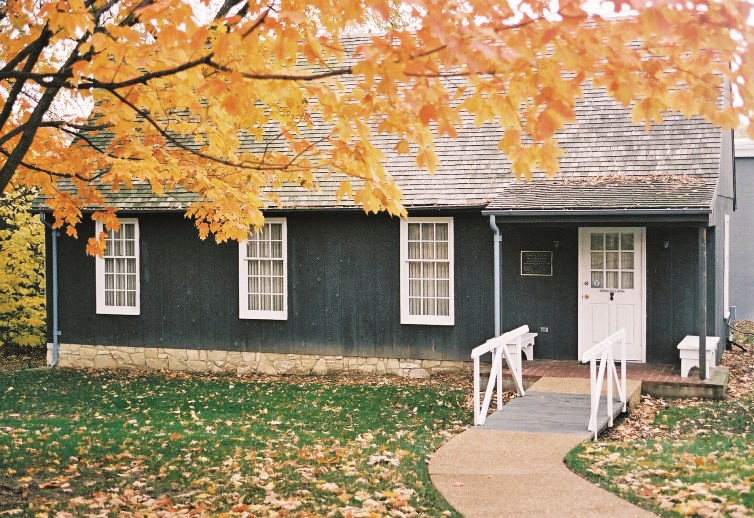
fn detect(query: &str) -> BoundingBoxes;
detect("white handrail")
[471,325,529,425]
[581,329,628,440]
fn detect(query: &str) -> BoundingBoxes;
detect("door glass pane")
[621,272,634,289]
[621,252,634,270]
[621,233,634,250]
[605,252,619,270]
[605,233,619,250]
[591,271,603,288]
[590,252,603,269]
[590,233,603,250]
[606,271,619,289]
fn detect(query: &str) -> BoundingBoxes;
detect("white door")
[578,228,646,362]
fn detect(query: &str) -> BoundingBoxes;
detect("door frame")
[577,227,647,362]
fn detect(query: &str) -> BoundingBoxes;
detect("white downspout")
[489,215,502,337]
[39,214,60,367]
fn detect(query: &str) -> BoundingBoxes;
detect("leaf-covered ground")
[0,368,470,516]
[567,322,754,517]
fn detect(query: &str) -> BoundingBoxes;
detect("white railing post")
[582,329,628,440]
[621,333,627,412]
[497,348,503,411]
[473,356,480,425]
[471,325,530,425]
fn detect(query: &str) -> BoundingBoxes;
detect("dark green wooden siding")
[49,211,494,361]
[47,213,727,365]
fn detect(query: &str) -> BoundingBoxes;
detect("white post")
[620,331,627,412]
[474,356,480,425]
[607,347,614,427]
[496,344,503,410]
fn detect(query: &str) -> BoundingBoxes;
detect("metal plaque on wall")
[521,251,553,276]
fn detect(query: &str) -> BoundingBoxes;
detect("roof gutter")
[482,208,713,226]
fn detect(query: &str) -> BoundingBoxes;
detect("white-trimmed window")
[400,217,454,325]
[239,218,287,320]
[95,219,140,315]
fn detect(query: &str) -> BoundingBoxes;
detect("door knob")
[583,294,589,300]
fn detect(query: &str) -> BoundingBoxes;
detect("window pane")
[606,271,619,289]
[436,241,448,259]
[409,297,421,315]
[621,252,634,270]
[409,280,421,297]
[423,262,435,280]
[422,241,434,259]
[421,223,434,241]
[273,277,284,295]
[621,272,634,289]
[408,242,420,260]
[407,223,420,240]
[105,259,114,273]
[105,273,114,289]
[437,280,449,297]
[423,279,435,298]
[272,260,283,276]
[272,294,283,311]
[127,275,135,290]
[112,239,122,256]
[271,241,282,258]
[116,290,124,306]
[408,261,421,280]
[621,233,634,250]
[435,223,448,241]
[123,224,134,239]
[105,291,114,306]
[126,259,136,274]
[436,262,449,280]
[605,252,619,270]
[268,223,282,240]
[127,291,135,306]
[605,233,619,250]
[590,233,603,250]
[590,252,603,269]
[437,299,449,316]
[423,297,435,315]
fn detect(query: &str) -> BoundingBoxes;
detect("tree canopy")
[1,0,752,253]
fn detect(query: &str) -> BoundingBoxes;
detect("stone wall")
[47,343,474,378]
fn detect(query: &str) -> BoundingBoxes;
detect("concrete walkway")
[428,377,653,517]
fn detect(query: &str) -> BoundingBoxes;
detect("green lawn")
[566,328,754,517]
[0,368,468,515]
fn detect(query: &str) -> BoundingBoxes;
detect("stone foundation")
[47,343,473,378]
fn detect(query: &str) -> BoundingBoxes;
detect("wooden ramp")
[480,377,641,437]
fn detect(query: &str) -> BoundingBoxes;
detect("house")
[731,132,754,321]
[36,82,735,378]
